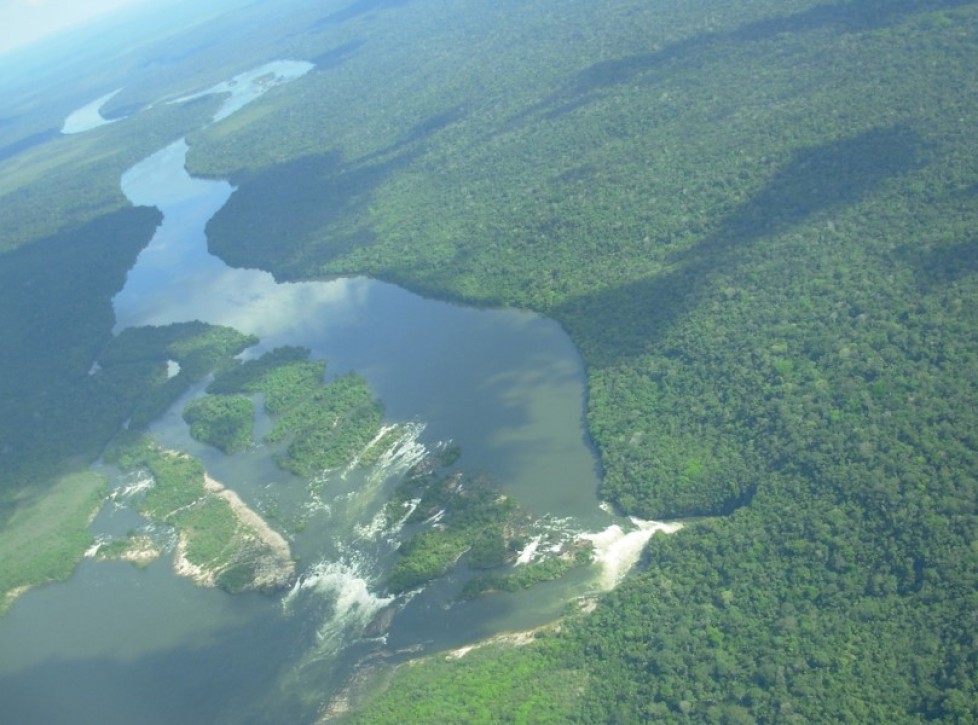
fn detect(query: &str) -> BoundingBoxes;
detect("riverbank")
[0,470,107,617]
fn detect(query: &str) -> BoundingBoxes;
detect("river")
[0,60,668,723]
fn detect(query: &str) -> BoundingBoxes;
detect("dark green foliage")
[3,0,978,719]
[388,529,468,594]
[460,557,576,601]
[182,394,254,453]
[387,472,543,595]
[186,0,978,719]
[97,321,258,429]
[0,208,159,494]
[215,561,258,594]
[466,525,508,570]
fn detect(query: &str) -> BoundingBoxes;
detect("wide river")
[0,62,667,723]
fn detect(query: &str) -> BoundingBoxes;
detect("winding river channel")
[0,61,675,723]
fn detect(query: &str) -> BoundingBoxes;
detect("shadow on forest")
[0,207,159,497]
[900,238,978,291]
[315,0,416,28]
[516,0,973,122]
[206,107,462,280]
[311,39,366,69]
[0,129,59,164]
[557,126,923,369]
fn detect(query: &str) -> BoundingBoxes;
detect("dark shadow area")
[0,128,59,164]
[0,206,160,494]
[137,40,218,70]
[732,0,974,41]
[207,106,463,279]
[899,237,978,291]
[517,0,974,123]
[355,105,466,166]
[100,104,141,121]
[311,38,366,69]
[206,150,381,279]
[315,0,416,28]
[557,126,923,369]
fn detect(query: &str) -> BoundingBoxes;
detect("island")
[105,436,295,593]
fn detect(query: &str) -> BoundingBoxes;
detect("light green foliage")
[211,347,385,477]
[208,346,324,414]
[269,373,383,476]
[0,471,106,615]
[118,439,206,522]
[348,640,584,724]
[112,436,288,593]
[182,394,254,453]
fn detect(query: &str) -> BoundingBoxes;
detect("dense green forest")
[1,0,977,721]
[188,0,978,720]
[205,346,386,476]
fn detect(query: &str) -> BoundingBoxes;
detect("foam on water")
[111,471,155,501]
[515,536,542,565]
[582,518,683,591]
[283,559,392,653]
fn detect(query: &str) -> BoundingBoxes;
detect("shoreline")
[168,470,295,591]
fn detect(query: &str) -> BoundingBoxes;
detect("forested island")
[1,0,977,722]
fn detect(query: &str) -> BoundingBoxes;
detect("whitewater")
[0,59,681,723]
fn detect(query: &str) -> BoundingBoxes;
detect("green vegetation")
[0,0,311,583]
[461,558,576,601]
[268,373,383,476]
[346,639,585,724]
[183,0,978,720]
[207,345,323,413]
[0,94,220,256]
[111,436,293,593]
[98,321,257,429]
[2,0,978,720]
[92,534,160,568]
[461,546,594,601]
[182,394,255,453]
[0,471,106,615]
[383,469,587,597]
[389,528,469,594]
[386,472,518,594]
[0,207,160,493]
[210,347,385,476]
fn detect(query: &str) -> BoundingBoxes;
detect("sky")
[0,0,151,55]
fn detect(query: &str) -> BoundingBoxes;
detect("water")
[0,60,669,723]
[61,88,123,134]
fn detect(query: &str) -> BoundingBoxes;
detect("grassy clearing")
[0,470,106,615]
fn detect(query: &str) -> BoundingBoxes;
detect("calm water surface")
[0,60,623,723]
